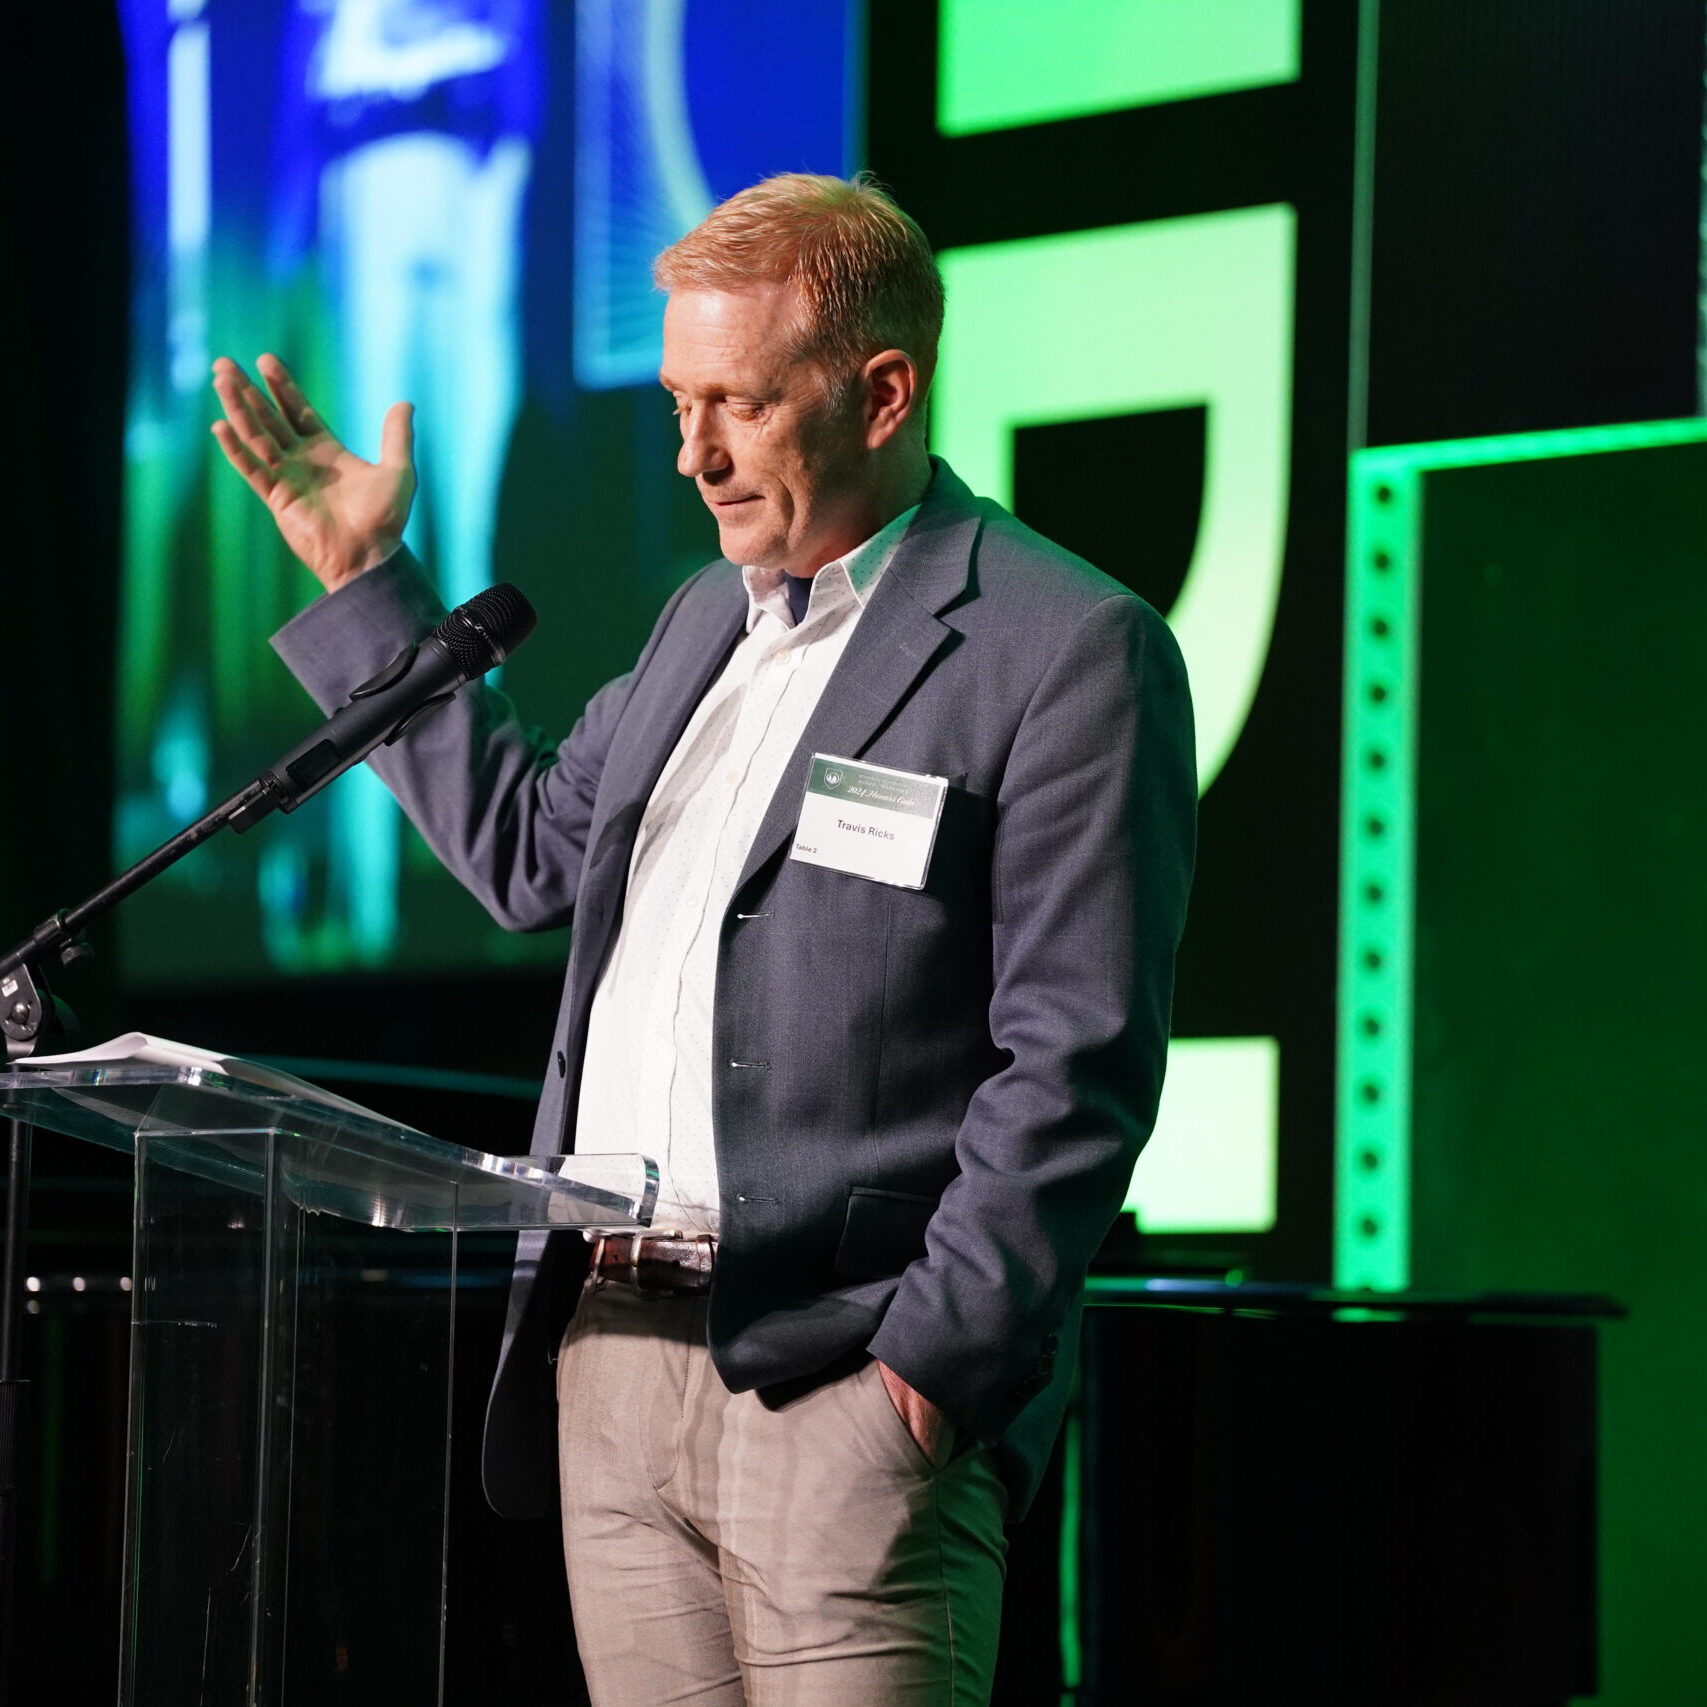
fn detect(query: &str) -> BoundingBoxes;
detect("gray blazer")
[272,460,1195,1519]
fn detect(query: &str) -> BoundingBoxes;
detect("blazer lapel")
[577,563,746,921]
[731,465,985,898]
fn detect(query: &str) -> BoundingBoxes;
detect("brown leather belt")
[590,1232,716,1296]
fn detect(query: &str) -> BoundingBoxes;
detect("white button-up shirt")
[574,506,920,1233]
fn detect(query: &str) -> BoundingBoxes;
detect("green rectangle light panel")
[937,0,1299,136]
[1337,417,1707,1291]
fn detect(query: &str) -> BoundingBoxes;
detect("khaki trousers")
[555,1283,1009,1706]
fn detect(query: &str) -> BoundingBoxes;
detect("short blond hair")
[654,172,944,401]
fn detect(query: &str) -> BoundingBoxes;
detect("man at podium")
[211,173,1195,1706]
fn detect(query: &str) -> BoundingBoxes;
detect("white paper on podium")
[15,1031,387,1124]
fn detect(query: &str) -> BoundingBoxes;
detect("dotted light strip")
[1336,454,1420,1290]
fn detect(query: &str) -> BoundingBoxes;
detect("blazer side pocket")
[833,1185,937,1280]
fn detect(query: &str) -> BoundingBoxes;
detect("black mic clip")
[349,640,420,701]
[225,637,458,836]
[349,640,458,739]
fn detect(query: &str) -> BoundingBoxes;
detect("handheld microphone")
[228,581,537,833]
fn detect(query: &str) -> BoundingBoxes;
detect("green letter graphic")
[934,204,1296,797]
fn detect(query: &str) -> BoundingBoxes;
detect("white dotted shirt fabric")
[574,505,921,1234]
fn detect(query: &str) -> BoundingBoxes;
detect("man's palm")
[211,354,415,593]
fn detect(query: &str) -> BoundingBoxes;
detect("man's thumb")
[380,401,416,469]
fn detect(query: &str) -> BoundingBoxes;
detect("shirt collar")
[740,503,921,634]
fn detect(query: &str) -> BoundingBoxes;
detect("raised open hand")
[211,354,416,594]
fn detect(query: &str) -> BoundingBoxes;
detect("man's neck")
[788,446,932,578]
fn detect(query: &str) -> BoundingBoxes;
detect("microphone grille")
[432,582,538,674]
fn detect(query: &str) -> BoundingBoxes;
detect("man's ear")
[862,349,920,449]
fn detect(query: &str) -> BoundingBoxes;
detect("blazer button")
[556,1050,568,1079]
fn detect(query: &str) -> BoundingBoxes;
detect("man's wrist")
[315,539,403,595]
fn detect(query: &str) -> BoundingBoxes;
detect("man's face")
[660,284,872,575]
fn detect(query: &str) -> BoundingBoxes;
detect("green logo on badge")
[808,756,943,819]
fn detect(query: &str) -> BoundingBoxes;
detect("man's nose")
[677,412,729,480]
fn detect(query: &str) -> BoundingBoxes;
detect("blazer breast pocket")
[916,774,991,907]
[832,1185,938,1280]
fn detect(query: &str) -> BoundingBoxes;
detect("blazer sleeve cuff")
[269,548,447,714]
[866,1310,1062,1445]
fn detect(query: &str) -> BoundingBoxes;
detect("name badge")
[789,754,947,890]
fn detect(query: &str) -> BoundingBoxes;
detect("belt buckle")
[598,1231,671,1299]
[628,1232,671,1299]
[682,1232,714,1293]
[592,1230,715,1297]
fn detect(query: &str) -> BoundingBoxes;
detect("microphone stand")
[0,769,276,1689]
[0,771,278,1042]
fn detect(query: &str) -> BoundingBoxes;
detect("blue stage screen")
[115,0,860,984]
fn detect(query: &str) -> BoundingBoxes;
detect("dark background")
[4,1,1705,1701]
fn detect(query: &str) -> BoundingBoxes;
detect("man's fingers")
[213,365,284,466]
[210,421,275,499]
[213,354,296,453]
[240,374,298,451]
[380,400,416,470]
[258,353,327,440]
[229,384,283,465]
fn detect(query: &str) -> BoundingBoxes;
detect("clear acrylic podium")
[0,1063,655,1705]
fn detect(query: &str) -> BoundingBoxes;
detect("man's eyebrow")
[657,375,737,395]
